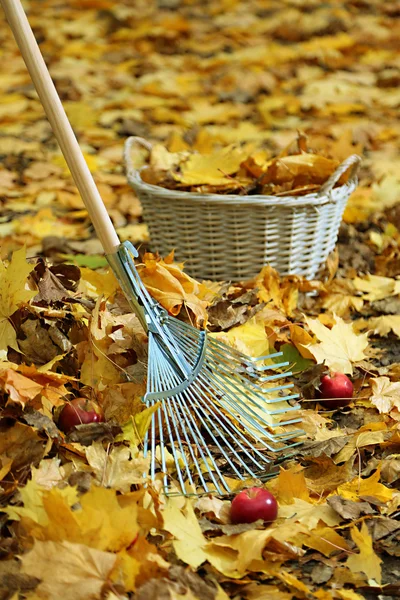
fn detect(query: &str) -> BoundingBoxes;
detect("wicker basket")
[124,137,361,282]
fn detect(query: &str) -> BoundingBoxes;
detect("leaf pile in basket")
[135,134,351,196]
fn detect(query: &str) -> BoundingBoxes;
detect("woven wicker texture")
[125,137,361,282]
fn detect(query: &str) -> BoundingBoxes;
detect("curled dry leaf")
[137,253,209,327]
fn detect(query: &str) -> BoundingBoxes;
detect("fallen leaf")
[273,467,310,504]
[327,496,374,520]
[304,314,369,375]
[357,315,400,339]
[370,376,400,413]
[1,369,43,408]
[20,539,117,600]
[8,484,141,552]
[353,274,400,302]
[162,498,207,569]
[346,522,382,584]
[278,499,341,529]
[0,247,36,358]
[138,253,209,326]
[336,468,393,504]
[174,145,248,186]
[85,442,150,492]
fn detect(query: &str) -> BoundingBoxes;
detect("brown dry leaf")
[20,539,117,600]
[304,314,369,375]
[0,421,49,474]
[304,458,354,494]
[346,522,382,585]
[98,383,146,425]
[327,496,374,520]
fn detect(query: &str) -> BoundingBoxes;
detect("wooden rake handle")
[1,0,120,255]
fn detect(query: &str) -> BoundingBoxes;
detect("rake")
[2,0,304,495]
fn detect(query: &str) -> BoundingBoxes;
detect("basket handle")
[124,136,153,178]
[318,154,361,198]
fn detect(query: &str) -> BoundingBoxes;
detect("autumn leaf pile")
[132,135,348,196]
[2,0,400,599]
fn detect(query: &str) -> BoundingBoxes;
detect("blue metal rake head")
[108,241,304,496]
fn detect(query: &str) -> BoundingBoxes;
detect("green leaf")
[60,254,108,269]
[274,343,313,374]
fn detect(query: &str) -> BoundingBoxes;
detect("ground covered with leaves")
[1,0,400,599]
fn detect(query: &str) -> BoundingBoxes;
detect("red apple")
[230,487,278,524]
[58,397,104,433]
[318,372,353,408]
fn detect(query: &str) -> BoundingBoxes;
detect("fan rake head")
[107,242,304,496]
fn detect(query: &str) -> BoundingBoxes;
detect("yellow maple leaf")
[205,528,273,579]
[353,274,400,302]
[336,467,393,504]
[299,526,350,557]
[85,442,149,492]
[174,145,247,186]
[360,315,400,339]
[322,281,364,317]
[370,376,400,414]
[7,484,141,552]
[79,267,120,300]
[21,539,117,600]
[304,314,369,375]
[79,298,121,389]
[253,266,298,317]
[346,522,382,584]
[278,498,341,529]
[0,247,36,358]
[212,318,270,358]
[274,466,310,504]
[162,497,207,569]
